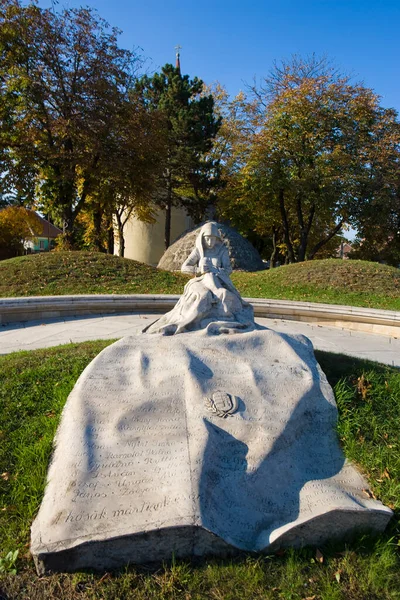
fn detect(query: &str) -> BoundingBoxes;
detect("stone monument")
[145,222,255,335]
[31,222,392,574]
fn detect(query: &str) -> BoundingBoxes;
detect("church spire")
[175,44,182,73]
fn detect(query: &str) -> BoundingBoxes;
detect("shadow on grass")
[1,530,398,600]
[315,350,399,388]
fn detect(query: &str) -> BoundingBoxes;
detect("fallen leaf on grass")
[357,374,372,399]
[1,472,10,481]
[315,549,324,563]
[362,488,376,499]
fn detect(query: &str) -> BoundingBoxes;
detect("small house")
[24,211,62,253]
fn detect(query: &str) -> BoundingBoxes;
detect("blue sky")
[36,0,400,113]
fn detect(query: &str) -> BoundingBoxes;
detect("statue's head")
[199,221,222,250]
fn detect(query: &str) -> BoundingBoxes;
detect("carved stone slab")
[31,329,392,573]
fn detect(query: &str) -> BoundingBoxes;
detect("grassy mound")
[0,253,399,311]
[233,259,400,310]
[0,251,189,297]
[0,342,399,598]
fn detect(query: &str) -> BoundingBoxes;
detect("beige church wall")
[115,207,193,266]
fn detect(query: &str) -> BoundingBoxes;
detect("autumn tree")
[220,56,400,263]
[134,64,222,249]
[214,87,284,264]
[0,0,141,246]
[100,100,167,257]
[0,205,41,258]
[349,108,400,266]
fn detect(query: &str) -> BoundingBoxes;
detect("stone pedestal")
[31,329,392,573]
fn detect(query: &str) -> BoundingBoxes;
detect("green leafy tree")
[220,56,400,263]
[73,99,167,256]
[135,64,222,248]
[0,0,141,246]
[100,100,167,257]
[349,108,400,266]
[216,88,284,265]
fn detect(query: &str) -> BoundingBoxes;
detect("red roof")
[27,210,62,238]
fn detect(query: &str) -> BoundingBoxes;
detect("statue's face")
[203,235,218,249]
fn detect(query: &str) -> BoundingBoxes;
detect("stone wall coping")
[0,294,179,308]
[248,297,400,323]
[1,295,399,336]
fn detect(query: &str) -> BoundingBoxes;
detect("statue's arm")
[181,248,200,274]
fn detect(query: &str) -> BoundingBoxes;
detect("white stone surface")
[31,328,392,573]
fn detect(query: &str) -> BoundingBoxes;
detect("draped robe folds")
[144,242,255,335]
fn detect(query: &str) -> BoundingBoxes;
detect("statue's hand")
[199,258,218,274]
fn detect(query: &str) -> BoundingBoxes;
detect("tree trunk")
[165,174,172,249]
[296,193,306,262]
[62,205,76,249]
[297,238,307,262]
[55,152,99,249]
[119,234,125,258]
[297,203,315,262]
[93,206,105,253]
[106,218,114,255]
[269,226,278,268]
[308,220,344,259]
[115,212,125,258]
[58,173,85,250]
[278,189,295,263]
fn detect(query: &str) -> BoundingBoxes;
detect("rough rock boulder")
[158,223,265,272]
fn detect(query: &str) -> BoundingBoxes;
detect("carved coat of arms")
[205,391,239,418]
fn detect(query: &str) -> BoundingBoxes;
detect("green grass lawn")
[1,252,400,311]
[0,342,399,599]
[232,259,400,311]
[0,252,188,296]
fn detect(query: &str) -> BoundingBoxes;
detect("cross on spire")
[175,44,182,72]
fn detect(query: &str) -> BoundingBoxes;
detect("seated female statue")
[144,222,255,335]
